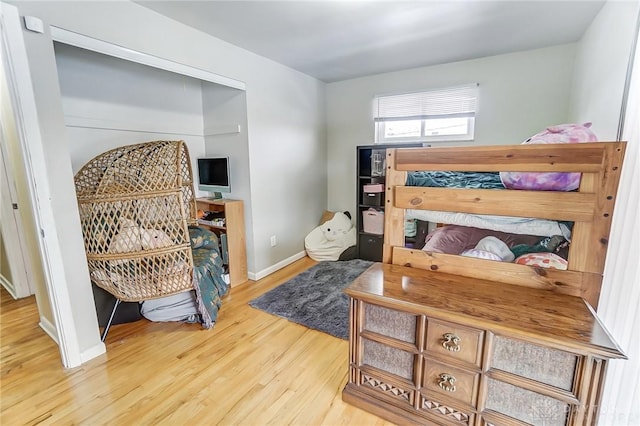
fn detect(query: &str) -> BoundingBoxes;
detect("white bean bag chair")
[305,211,356,261]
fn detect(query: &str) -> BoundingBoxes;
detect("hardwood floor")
[1,257,393,425]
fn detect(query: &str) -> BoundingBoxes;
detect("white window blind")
[374,84,479,122]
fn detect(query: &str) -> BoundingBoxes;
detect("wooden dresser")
[343,263,626,426]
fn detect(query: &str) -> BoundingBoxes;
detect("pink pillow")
[515,252,568,270]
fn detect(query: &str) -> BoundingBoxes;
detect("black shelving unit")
[356,143,421,261]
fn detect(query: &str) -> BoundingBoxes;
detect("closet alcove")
[52,41,249,190]
[52,36,252,330]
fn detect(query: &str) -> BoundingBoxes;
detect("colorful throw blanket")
[189,226,229,329]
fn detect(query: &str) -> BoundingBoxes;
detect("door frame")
[1,4,87,368]
[0,123,35,299]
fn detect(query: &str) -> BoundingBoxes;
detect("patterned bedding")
[406,171,504,189]
[132,226,229,327]
[421,225,569,261]
[405,172,573,239]
[407,209,572,239]
[405,171,573,269]
[189,225,229,328]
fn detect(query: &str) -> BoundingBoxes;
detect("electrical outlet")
[270,235,277,247]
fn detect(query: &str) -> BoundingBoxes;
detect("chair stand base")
[101,299,122,342]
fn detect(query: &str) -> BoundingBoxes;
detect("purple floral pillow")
[500,123,598,191]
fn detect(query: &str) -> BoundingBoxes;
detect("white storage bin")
[362,208,384,234]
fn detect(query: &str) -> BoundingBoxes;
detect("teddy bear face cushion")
[321,211,353,241]
[499,122,597,191]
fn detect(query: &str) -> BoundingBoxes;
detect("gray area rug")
[249,259,374,340]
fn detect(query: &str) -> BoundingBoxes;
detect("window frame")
[373,84,478,144]
[375,116,476,144]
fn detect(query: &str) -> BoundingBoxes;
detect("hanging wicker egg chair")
[74,140,198,303]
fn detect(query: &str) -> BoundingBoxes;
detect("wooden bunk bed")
[342,142,627,426]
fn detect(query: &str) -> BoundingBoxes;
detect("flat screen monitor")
[198,157,230,198]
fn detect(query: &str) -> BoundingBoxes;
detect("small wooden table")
[196,198,247,286]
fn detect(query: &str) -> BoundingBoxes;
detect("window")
[374,84,478,143]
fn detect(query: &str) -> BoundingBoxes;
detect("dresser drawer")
[426,319,484,367]
[362,338,415,381]
[358,370,415,407]
[484,378,570,426]
[420,396,475,426]
[479,414,530,426]
[491,335,578,391]
[422,360,480,407]
[363,302,418,344]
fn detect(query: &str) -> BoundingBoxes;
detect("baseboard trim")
[249,250,307,281]
[39,317,59,344]
[39,317,106,365]
[80,342,107,364]
[0,274,18,299]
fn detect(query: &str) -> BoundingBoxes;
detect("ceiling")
[136,1,605,83]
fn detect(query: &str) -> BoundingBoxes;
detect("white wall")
[246,69,326,274]
[201,72,327,277]
[569,1,639,140]
[14,1,326,279]
[568,2,640,424]
[202,84,255,271]
[326,44,576,214]
[54,43,206,172]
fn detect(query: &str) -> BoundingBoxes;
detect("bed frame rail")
[393,143,618,172]
[383,142,626,309]
[396,187,596,222]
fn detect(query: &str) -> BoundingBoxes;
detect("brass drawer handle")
[442,333,461,352]
[438,373,457,392]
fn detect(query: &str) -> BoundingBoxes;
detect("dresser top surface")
[345,263,625,359]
